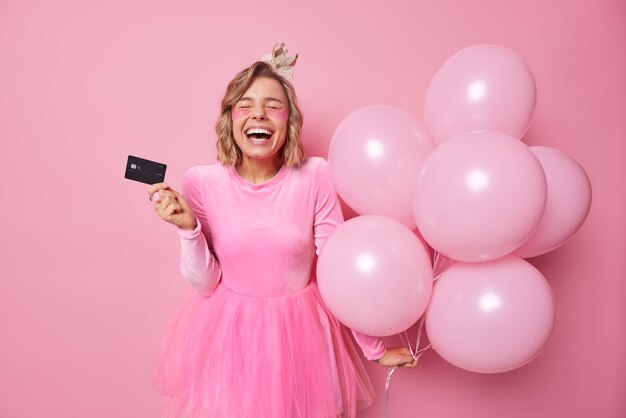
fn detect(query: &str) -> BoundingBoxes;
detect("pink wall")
[1,0,624,417]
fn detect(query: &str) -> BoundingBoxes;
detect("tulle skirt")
[153,282,374,418]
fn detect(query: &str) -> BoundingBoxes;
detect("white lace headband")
[260,42,298,81]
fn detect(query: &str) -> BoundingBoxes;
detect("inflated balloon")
[425,255,555,373]
[424,44,536,144]
[413,131,547,262]
[329,105,435,228]
[317,215,433,336]
[515,146,592,258]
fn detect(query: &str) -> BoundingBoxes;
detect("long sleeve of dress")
[313,159,387,361]
[176,166,222,296]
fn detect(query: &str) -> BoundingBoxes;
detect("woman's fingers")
[156,188,176,201]
[396,351,415,367]
[399,357,418,368]
[147,185,193,229]
[158,194,180,216]
[162,201,182,219]
[159,188,191,212]
[175,193,192,212]
[148,183,169,194]
[147,183,171,200]
[153,190,176,207]
[377,347,420,368]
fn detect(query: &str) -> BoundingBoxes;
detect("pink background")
[1,0,624,417]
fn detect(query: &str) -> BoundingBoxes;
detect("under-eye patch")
[267,108,288,121]
[231,108,251,120]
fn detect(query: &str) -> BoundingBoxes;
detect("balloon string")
[433,252,457,279]
[385,252,440,418]
[433,250,441,272]
[415,344,431,358]
[383,349,431,418]
[385,316,432,418]
[415,315,425,351]
[384,366,397,418]
[434,250,451,277]
[399,331,415,357]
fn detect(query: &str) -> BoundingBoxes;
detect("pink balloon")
[425,255,555,373]
[515,146,592,258]
[413,131,547,262]
[329,105,435,228]
[317,215,433,336]
[412,227,434,263]
[424,44,536,144]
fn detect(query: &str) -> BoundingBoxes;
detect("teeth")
[246,128,273,136]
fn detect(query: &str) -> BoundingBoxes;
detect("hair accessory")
[261,42,298,81]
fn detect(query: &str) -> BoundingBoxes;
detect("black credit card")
[124,155,167,184]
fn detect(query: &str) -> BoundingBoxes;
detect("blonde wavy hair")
[215,61,305,167]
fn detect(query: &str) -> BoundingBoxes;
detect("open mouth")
[245,127,274,144]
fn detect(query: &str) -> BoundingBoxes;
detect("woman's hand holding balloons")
[148,183,197,230]
[375,347,418,368]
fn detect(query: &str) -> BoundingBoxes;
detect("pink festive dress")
[153,157,386,418]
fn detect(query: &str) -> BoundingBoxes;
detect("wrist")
[179,219,197,231]
[373,348,387,363]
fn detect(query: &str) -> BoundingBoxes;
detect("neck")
[236,156,282,184]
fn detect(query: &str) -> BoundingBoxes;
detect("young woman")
[148,45,416,418]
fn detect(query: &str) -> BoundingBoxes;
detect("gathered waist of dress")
[218,280,317,299]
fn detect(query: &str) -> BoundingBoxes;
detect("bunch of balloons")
[317,44,592,373]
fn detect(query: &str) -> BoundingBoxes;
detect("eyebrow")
[238,96,285,104]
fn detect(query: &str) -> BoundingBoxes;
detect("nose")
[251,103,267,119]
